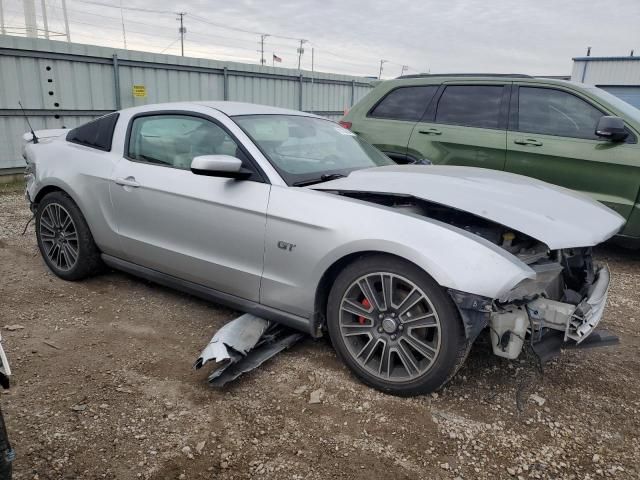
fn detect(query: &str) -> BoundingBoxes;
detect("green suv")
[341,74,640,242]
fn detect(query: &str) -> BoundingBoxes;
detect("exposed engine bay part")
[489,266,612,359]
[194,314,304,387]
[489,307,528,359]
[336,191,550,263]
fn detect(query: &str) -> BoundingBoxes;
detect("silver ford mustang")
[23,102,624,396]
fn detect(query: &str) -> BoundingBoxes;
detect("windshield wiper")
[293,173,347,187]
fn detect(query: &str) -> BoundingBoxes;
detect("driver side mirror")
[190,155,252,179]
[595,116,629,142]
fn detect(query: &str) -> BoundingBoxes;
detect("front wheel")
[327,255,469,396]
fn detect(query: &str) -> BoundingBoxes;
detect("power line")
[8,1,407,76]
[71,0,174,15]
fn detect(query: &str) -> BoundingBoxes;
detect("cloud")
[10,0,640,77]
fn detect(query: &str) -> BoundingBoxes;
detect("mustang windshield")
[233,115,394,185]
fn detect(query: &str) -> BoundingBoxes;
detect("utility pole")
[1,0,7,35]
[119,0,127,49]
[61,0,71,42]
[311,47,314,73]
[177,12,187,56]
[586,46,591,56]
[378,59,387,79]
[260,34,269,65]
[297,39,307,70]
[400,65,408,76]
[40,0,49,39]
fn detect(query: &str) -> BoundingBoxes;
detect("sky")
[2,0,640,78]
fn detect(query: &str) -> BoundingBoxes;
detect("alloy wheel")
[39,203,79,272]
[339,272,442,382]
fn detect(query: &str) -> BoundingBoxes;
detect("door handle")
[114,177,140,188]
[513,138,543,146]
[418,128,442,135]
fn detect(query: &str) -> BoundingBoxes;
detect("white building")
[571,55,640,109]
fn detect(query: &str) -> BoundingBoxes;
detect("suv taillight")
[339,120,352,130]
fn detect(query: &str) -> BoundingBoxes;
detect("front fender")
[260,187,535,318]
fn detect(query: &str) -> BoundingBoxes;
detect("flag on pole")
[273,54,282,63]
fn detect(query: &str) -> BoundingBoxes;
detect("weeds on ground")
[0,180,25,194]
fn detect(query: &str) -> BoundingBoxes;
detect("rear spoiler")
[22,128,68,161]
[21,128,68,143]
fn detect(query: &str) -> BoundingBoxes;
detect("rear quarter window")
[368,86,438,121]
[66,113,119,151]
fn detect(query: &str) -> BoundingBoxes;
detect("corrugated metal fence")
[0,35,375,172]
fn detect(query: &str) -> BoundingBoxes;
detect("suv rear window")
[369,86,437,121]
[435,85,503,129]
[66,113,119,151]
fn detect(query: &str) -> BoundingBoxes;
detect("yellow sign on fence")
[132,84,147,98]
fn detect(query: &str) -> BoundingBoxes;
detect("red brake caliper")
[358,298,371,325]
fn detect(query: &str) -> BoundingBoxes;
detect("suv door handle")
[418,128,442,135]
[114,177,140,188]
[513,138,543,146]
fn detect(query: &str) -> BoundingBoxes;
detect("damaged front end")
[451,248,615,362]
[334,191,618,362]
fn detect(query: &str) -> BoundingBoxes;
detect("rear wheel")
[35,191,103,281]
[327,255,468,396]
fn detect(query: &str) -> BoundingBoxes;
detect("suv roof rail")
[396,73,534,79]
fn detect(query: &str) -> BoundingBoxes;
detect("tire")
[35,191,103,281]
[327,254,468,396]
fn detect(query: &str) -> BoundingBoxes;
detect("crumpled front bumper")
[565,265,610,343]
[527,265,610,344]
[489,265,614,360]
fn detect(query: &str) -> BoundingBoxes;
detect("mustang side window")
[517,87,603,140]
[127,115,242,170]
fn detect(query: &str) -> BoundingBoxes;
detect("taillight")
[339,120,352,130]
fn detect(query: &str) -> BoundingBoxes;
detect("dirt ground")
[0,182,639,480]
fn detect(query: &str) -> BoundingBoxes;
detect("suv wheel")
[327,255,468,396]
[35,191,103,281]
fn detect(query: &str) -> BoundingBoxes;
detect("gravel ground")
[0,183,639,480]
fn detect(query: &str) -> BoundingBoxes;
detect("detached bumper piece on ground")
[194,314,304,387]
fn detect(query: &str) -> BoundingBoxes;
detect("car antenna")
[18,100,38,144]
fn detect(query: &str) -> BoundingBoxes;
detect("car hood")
[310,165,625,249]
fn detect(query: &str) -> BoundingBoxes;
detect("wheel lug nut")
[391,313,395,318]
[391,334,396,340]
[398,325,404,331]
[377,327,383,333]
[378,314,383,319]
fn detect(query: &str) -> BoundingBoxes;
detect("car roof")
[389,74,583,88]
[200,101,318,117]
[117,101,319,118]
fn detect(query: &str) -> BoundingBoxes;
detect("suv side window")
[435,85,504,129]
[127,115,246,170]
[517,87,603,140]
[369,86,438,121]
